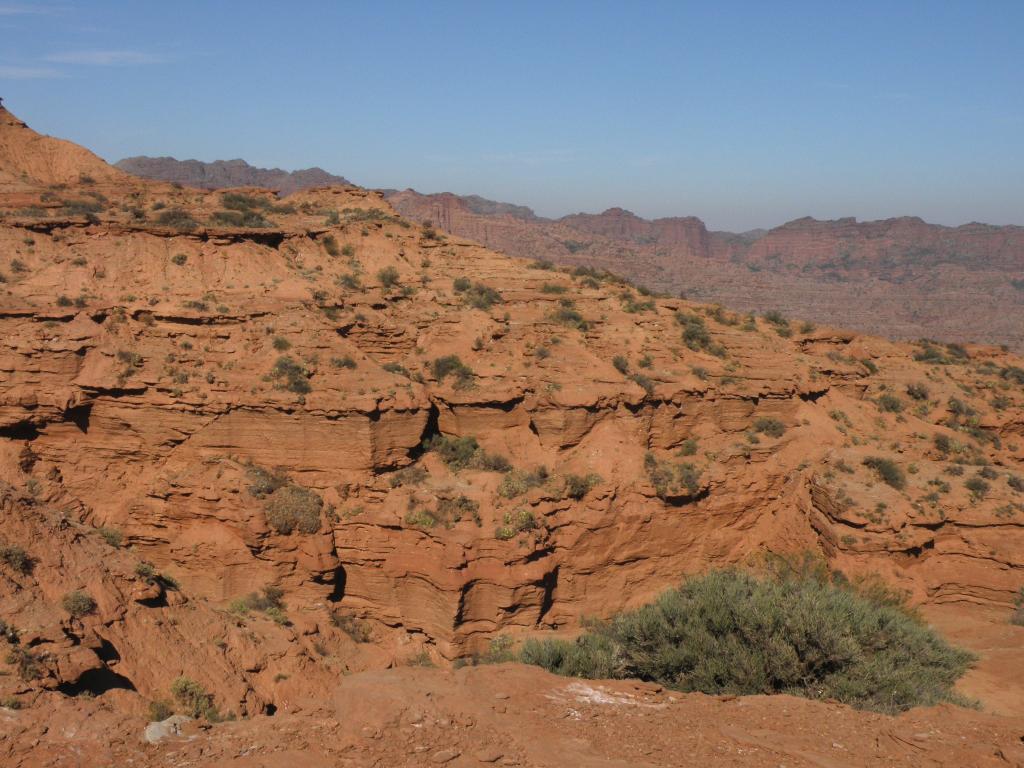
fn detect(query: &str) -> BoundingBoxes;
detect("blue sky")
[1,1,1021,231]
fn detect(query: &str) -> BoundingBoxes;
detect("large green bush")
[517,569,973,714]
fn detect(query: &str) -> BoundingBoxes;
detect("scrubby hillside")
[2,106,1024,765]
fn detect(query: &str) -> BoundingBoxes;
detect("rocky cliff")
[387,191,1024,351]
[2,108,1024,765]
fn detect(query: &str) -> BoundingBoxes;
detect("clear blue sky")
[2,1,1021,231]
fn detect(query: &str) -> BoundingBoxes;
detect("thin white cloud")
[45,50,164,66]
[0,4,62,14]
[0,64,64,79]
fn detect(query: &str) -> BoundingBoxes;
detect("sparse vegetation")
[0,545,31,574]
[752,417,786,438]
[155,208,198,232]
[427,435,510,472]
[644,452,702,498]
[495,508,538,540]
[453,279,502,310]
[498,467,549,498]
[170,676,220,720]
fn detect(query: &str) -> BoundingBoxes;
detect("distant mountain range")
[115,155,1024,349]
[115,156,351,195]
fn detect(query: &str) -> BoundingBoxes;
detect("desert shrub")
[331,355,357,369]
[338,273,362,290]
[155,208,198,232]
[644,452,702,498]
[550,302,589,331]
[752,417,786,438]
[431,355,475,389]
[612,355,629,375]
[0,545,31,574]
[148,700,174,722]
[436,494,480,526]
[965,476,989,499]
[246,464,287,497]
[427,435,510,473]
[230,586,287,624]
[495,509,538,540]
[264,484,322,534]
[331,610,372,642]
[5,647,41,680]
[171,677,219,720]
[877,393,904,413]
[62,590,96,617]
[1000,366,1024,386]
[317,234,340,257]
[1012,589,1024,627]
[98,527,123,548]
[454,279,502,310]
[677,438,698,456]
[863,456,906,490]
[498,467,549,498]
[518,569,974,713]
[675,312,726,356]
[271,336,291,351]
[377,266,400,289]
[266,355,311,394]
[541,282,567,294]
[1008,475,1024,493]
[388,465,429,488]
[563,473,600,500]
[906,383,930,401]
[211,209,271,227]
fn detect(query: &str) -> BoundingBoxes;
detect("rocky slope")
[115,156,351,195]
[387,190,1024,351]
[2,107,1024,765]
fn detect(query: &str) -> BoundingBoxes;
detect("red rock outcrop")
[2,107,1024,763]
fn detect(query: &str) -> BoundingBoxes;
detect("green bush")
[518,569,974,713]
[863,456,906,490]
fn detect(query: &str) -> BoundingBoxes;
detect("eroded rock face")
[1,106,1023,729]
[386,190,1024,351]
